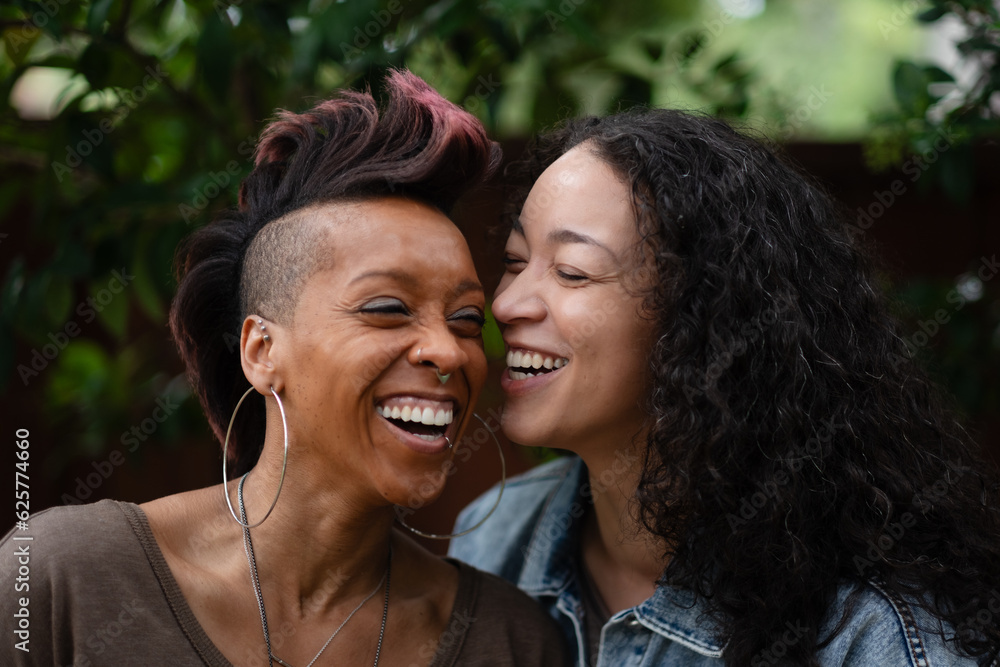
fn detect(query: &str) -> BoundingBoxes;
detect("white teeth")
[420,407,435,425]
[510,371,527,381]
[505,349,570,371]
[376,399,454,425]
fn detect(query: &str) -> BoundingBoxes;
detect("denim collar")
[517,456,725,658]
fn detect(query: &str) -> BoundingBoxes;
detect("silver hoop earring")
[222,385,289,528]
[396,412,505,540]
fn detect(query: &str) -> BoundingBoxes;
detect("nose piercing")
[416,348,451,385]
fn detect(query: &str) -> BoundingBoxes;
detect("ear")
[240,315,284,394]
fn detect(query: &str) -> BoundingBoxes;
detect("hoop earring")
[416,347,451,385]
[222,385,289,529]
[396,412,505,540]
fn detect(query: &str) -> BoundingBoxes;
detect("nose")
[491,269,545,326]
[410,323,470,379]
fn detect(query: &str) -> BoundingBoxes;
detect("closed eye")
[556,270,587,281]
[449,308,486,336]
[359,298,410,316]
[502,254,526,272]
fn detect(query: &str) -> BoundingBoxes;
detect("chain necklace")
[238,473,391,667]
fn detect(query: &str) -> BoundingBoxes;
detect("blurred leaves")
[2,0,762,463]
[867,0,999,200]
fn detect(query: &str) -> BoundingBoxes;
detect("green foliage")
[865,1,1000,427]
[1,0,760,462]
[866,0,999,203]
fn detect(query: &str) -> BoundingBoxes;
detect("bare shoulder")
[140,485,237,564]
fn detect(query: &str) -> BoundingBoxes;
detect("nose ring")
[416,348,451,385]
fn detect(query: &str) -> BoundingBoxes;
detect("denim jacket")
[448,456,979,667]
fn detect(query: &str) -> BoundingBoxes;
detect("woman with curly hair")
[449,109,1000,666]
[0,71,567,666]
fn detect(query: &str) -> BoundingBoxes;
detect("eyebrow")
[512,217,614,256]
[350,270,483,297]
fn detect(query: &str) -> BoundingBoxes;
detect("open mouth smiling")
[506,348,570,381]
[375,396,455,443]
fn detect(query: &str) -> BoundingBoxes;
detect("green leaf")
[924,65,954,83]
[3,26,41,66]
[916,6,947,22]
[87,0,115,35]
[893,61,930,115]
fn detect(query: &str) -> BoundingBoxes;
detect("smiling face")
[264,198,488,506]
[492,145,656,454]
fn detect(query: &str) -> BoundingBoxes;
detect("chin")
[386,468,449,513]
[500,409,556,449]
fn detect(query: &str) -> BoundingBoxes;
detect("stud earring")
[258,319,270,342]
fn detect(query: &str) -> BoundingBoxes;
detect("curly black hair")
[504,110,1000,665]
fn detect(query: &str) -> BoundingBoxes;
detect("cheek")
[559,293,628,352]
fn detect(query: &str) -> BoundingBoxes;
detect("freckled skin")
[270,197,489,508]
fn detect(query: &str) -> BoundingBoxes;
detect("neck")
[576,436,666,605]
[230,406,395,620]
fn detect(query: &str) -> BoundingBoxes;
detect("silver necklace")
[238,473,391,667]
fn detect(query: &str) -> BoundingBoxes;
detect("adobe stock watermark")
[394,407,507,524]
[544,0,586,31]
[61,389,184,505]
[775,85,834,141]
[684,296,795,404]
[16,268,135,386]
[726,418,842,531]
[669,0,758,69]
[955,589,1000,644]
[178,135,256,224]
[519,447,642,566]
[854,125,957,233]
[339,0,410,61]
[853,458,970,576]
[894,253,999,364]
[51,66,166,182]
[878,0,925,40]
[4,0,73,55]
[407,611,477,667]
[749,620,810,666]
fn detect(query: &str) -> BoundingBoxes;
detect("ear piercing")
[258,319,270,342]
[416,348,451,385]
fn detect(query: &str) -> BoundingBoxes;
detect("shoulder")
[1,499,142,572]
[816,580,980,666]
[444,560,568,666]
[448,456,580,578]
